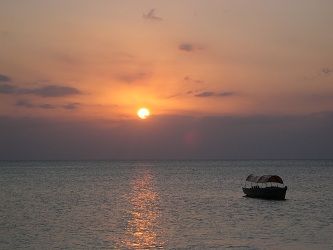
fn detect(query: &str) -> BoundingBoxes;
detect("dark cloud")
[39,104,56,109]
[63,103,80,110]
[179,43,194,52]
[16,101,55,109]
[0,74,11,82]
[15,100,73,110]
[1,112,333,160]
[195,91,235,98]
[143,9,163,21]
[0,84,17,94]
[179,43,203,52]
[15,99,35,108]
[187,89,202,95]
[0,84,81,97]
[216,92,234,97]
[26,85,81,97]
[195,91,215,97]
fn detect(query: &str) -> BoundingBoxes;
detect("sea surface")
[0,160,332,249]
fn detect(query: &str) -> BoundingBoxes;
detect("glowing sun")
[137,108,150,119]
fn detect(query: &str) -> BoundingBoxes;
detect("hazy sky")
[1,1,333,160]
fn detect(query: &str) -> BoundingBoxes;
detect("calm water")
[0,160,332,249]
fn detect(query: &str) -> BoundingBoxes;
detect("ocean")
[0,160,332,249]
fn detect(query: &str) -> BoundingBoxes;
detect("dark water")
[0,160,332,249]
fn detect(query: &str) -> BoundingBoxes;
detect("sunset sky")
[1,1,333,160]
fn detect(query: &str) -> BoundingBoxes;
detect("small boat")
[243,174,287,200]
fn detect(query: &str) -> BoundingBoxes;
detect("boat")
[242,174,287,200]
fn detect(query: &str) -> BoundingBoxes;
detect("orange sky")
[1,0,333,121]
[1,1,333,160]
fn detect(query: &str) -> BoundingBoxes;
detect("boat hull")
[243,186,287,200]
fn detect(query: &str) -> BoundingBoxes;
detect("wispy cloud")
[116,72,148,84]
[15,99,78,110]
[303,67,333,81]
[195,91,215,97]
[0,84,81,97]
[195,91,235,98]
[0,74,11,82]
[321,67,333,75]
[143,9,162,21]
[179,43,194,52]
[184,76,204,84]
[63,103,80,110]
[216,92,234,97]
[15,99,35,108]
[39,104,57,109]
[179,43,203,52]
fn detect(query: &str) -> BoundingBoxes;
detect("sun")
[137,108,150,119]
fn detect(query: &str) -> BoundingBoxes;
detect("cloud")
[116,72,148,84]
[0,84,81,97]
[195,91,215,97]
[184,76,204,84]
[39,104,56,109]
[216,92,234,97]
[179,43,203,52]
[184,76,190,83]
[179,43,194,52]
[302,67,333,82]
[63,103,80,110]
[1,112,333,160]
[15,99,78,110]
[26,85,81,97]
[321,67,333,75]
[194,80,204,84]
[195,91,235,97]
[15,100,57,109]
[143,9,162,21]
[15,99,35,108]
[0,84,17,94]
[0,74,11,82]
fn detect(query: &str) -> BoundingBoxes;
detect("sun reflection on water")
[121,165,164,249]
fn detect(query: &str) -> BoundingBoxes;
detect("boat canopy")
[245,174,284,184]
